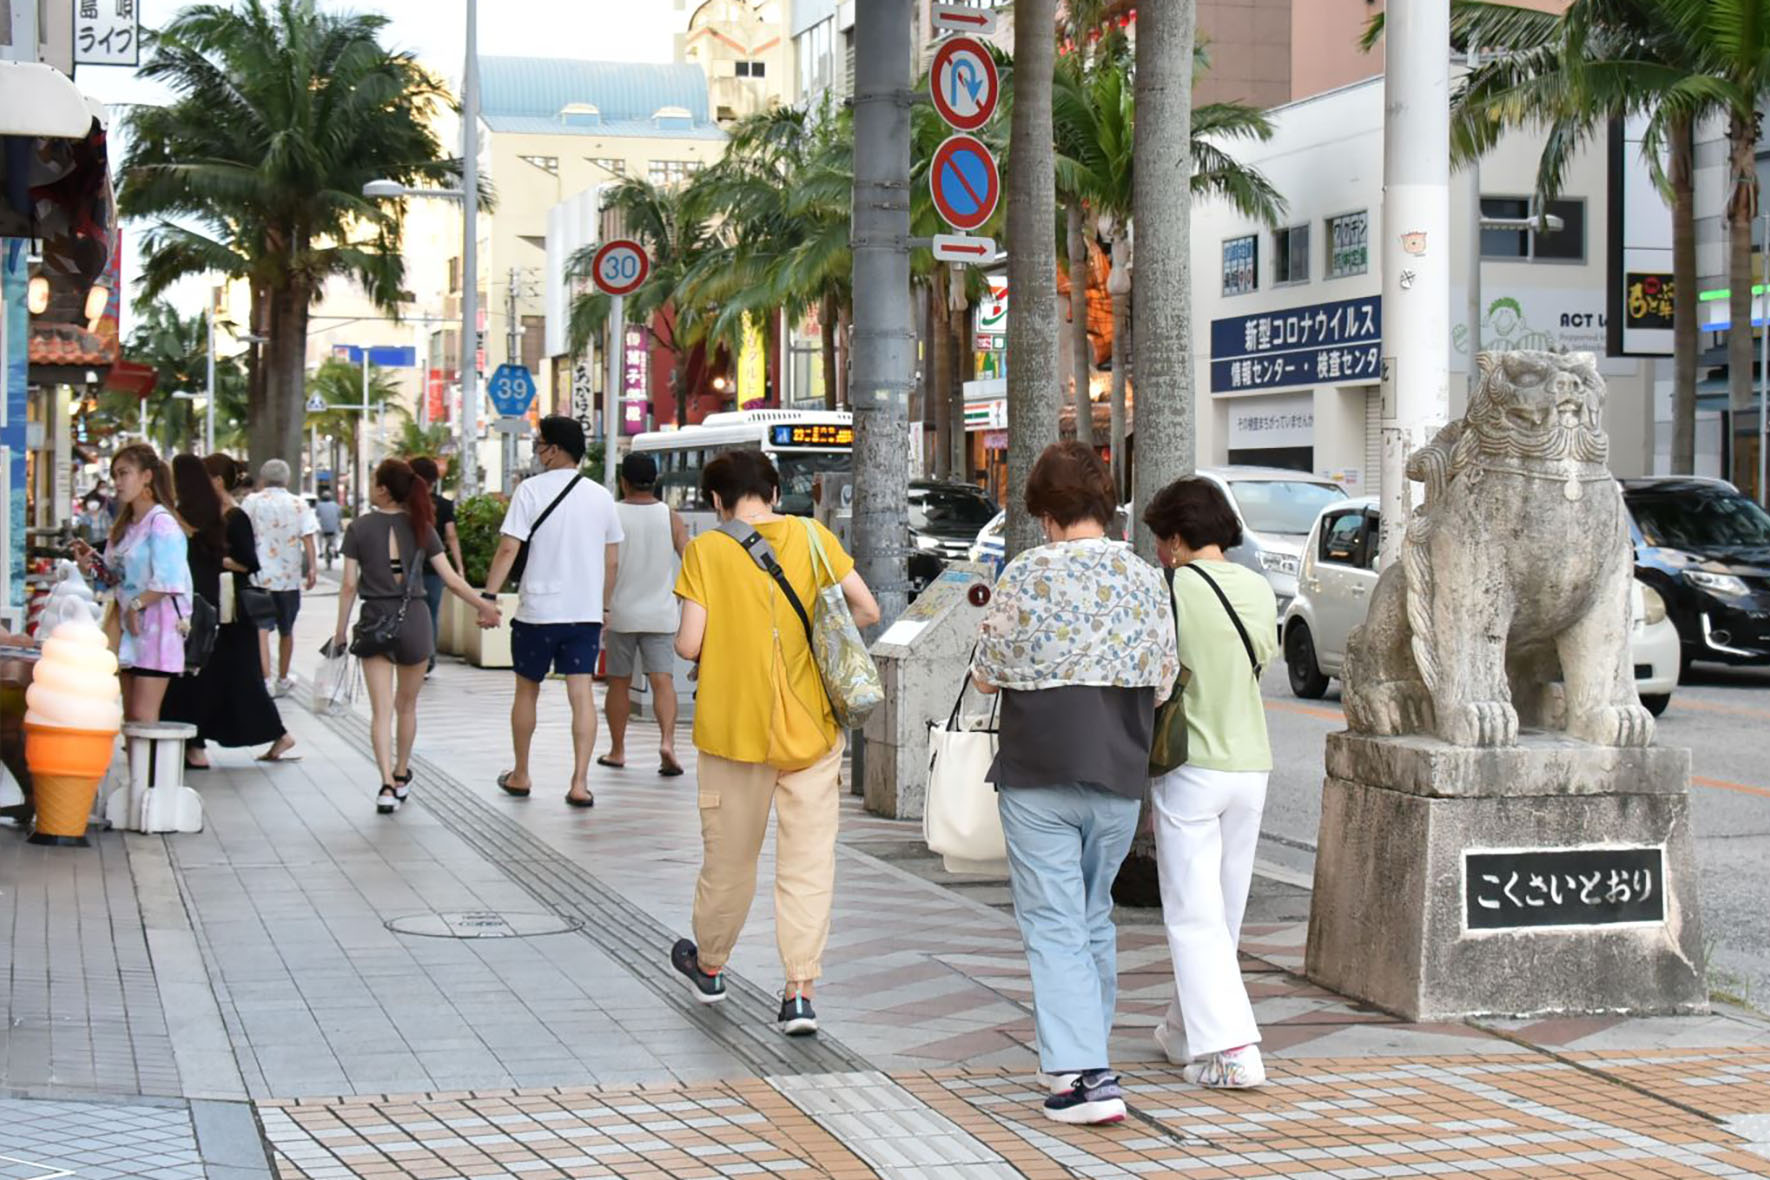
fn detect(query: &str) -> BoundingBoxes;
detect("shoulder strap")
[1186,564,1261,676]
[528,474,583,540]
[717,520,813,642]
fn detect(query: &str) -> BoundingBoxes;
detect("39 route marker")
[929,36,998,132]
[932,233,997,264]
[932,3,997,35]
[590,239,650,297]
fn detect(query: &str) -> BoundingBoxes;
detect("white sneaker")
[1153,1022,1191,1066]
[275,677,296,698]
[1183,1045,1266,1089]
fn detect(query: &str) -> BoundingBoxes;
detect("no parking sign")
[930,134,1000,233]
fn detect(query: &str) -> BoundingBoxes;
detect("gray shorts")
[603,630,675,679]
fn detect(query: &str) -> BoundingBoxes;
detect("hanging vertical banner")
[621,326,650,435]
[738,316,767,408]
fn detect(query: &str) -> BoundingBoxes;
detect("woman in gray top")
[971,442,1176,1127]
[334,460,499,814]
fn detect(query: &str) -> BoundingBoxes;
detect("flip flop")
[565,792,595,809]
[596,756,625,769]
[658,755,683,777]
[255,751,303,763]
[497,771,531,797]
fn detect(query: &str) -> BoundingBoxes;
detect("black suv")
[1623,477,1770,669]
[907,480,998,597]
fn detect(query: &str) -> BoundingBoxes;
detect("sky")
[71,0,686,326]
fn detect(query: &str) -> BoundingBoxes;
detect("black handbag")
[508,475,582,586]
[239,583,277,627]
[172,594,219,675]
[350,531,418,659]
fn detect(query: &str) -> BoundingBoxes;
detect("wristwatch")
[479,592,497,602]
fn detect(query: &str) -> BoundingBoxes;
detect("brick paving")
[5,589,1770,1176]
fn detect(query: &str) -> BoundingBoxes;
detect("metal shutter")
[1365,388,1383,494]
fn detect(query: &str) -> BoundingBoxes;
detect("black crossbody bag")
[508,475,583,586]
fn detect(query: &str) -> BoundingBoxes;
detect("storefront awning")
[0,62,92,138]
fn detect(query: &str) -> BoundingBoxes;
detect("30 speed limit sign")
[591,239,650,297]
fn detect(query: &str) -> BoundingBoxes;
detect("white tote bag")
[924,670,1007,875]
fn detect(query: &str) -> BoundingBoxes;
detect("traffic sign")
[930,134,1000,233]
[930,37,998,131]
[591,239,650,297]
[487,363,537,417]
[932,233,996,264]
[305,394,327,414]
[932,2,996,35]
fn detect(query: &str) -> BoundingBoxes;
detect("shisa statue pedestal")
[1305,351,1707,1021]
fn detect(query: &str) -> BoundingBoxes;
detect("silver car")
[967,467,1346,613]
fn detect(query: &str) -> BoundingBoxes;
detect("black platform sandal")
[377,785,400,814]
[393,770,413,802]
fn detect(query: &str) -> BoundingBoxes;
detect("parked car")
[1281,497,1680,714]
[967,466,1346,614]
[1623,477,1770,671]
[907,479,998,597]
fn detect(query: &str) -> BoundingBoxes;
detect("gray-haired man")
[242,458,319,696]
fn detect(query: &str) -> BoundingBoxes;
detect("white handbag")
[924,668,1008,875]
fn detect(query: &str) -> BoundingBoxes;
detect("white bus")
[629,409,854,537]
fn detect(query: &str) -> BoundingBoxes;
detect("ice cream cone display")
[23,614,122,847]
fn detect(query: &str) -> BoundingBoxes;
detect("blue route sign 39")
[487,363,537,417]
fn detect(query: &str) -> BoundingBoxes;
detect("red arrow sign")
[932,233,996,263]
[932,3,997,34]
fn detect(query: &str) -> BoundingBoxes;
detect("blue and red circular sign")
[930,37,998,132]
[930,134,1000,233]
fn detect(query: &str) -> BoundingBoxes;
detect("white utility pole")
[604,294,623,492]
[459,0,481,498]
[1377,0,1452,568]
[358,352,372,512]
[1760,208,1769,507]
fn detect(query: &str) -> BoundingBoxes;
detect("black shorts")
[256,589,301,636]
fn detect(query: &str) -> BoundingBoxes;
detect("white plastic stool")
[105,721,204,834]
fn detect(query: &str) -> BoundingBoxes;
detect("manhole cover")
[385,911,584,939]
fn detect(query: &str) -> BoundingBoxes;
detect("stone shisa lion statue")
[1342,349,1654,749]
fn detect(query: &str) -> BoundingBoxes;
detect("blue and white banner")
[1210,295,1381,394]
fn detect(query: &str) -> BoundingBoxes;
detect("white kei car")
[1281,497,1681,715]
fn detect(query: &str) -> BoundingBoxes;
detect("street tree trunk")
[1120,0,1197,902]
[1067,202,1094,450]
[820,289,839,411]
[1129,0,1196,560]
[931,272,954,479]
[948,268,971,481]
[1671,114,1698,476]
[1107,230,1131,500]
[849,0,914,633]
[1005,0,1061,559]
[253,279,313,490]
[1727,112,1758,494]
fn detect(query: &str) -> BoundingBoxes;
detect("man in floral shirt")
[242,459,319,697]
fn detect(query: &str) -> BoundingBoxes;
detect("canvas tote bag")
[924,661,1007,874]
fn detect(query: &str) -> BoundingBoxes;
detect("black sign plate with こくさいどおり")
[1464,846,1664,931]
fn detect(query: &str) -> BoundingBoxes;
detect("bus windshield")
[776,452,851,516]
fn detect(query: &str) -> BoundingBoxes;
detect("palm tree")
[305,358,408,505]
[1004,0,1062,558]
[126,300,249,456]
[567,178,718,429]
[390,422,455,465]
[119,0,454,485]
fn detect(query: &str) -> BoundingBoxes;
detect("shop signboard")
[1609,114,1675,357]
[1227,392,1315,450]
[1210,295,1381,394]
[621,325,649,435]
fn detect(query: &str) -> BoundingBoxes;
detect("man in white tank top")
[601,453,689,775]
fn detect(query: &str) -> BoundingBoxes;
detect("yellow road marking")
[1693,775,1770,801]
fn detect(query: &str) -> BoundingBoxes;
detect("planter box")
[437,592,466,656]
[464,593,520,669]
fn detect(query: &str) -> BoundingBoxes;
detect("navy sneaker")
[777,992,818,1036]
[1043,1071,1126,1125]
[670,939,726,1004]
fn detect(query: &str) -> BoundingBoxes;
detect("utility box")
[812,474,853,552]
[863,563,992,820]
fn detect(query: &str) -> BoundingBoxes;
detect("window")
[1319,510,1368,566]
[647,159,703,187]
[587,157,626,178]
[518,155,558,176]
[795,17,834,100]
[735,60,766,78]
[1222,235,1258,296]
[1273,223,1310,284]
[1480,196,1586,261]
[657,450,708,512]
[1325,210,1368,278]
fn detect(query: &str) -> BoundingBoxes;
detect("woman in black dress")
[164,453,295,766]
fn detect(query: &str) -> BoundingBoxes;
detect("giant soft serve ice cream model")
[23,578,123,846]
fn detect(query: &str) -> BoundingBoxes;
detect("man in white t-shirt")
[482,416,623,808]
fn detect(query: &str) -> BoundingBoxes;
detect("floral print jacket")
[972,537,1178,698]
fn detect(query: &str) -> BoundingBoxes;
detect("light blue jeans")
[997,783,1141,1075]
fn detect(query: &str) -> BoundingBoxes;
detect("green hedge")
[455,492,510,588]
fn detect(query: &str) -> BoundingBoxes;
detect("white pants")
[1152,763,1269,1058]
